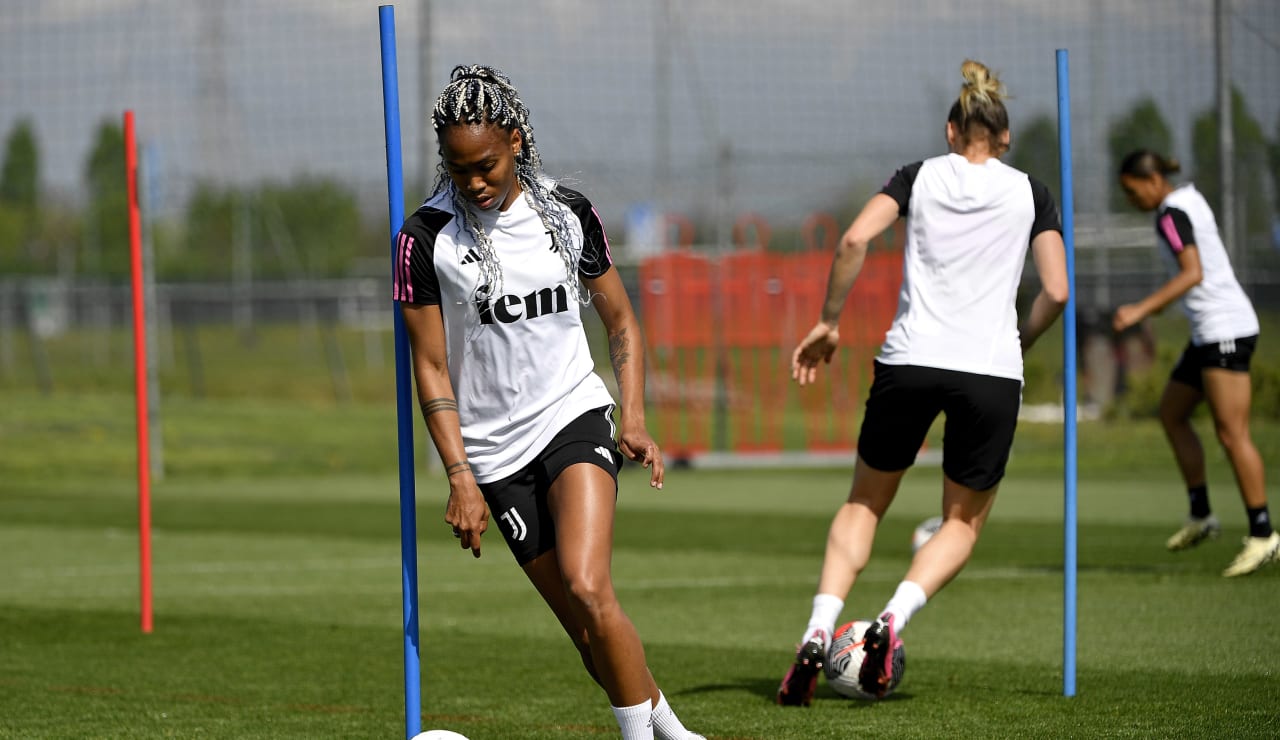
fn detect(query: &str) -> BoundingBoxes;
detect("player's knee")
[1213,423,1248,453]
[1159,403,1192,429]
[562,572,617,617]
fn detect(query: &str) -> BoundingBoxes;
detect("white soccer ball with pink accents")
[911,516,944,553]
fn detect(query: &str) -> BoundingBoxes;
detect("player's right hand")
[792,321,840,386]
[445,481,488,558]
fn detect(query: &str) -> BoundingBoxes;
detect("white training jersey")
[1154,184,1258,345]
[876,153,1062,381]
[392,183,616,483]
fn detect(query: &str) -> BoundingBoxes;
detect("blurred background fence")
[2,1,1278,459]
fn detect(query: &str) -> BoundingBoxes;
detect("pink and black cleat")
[776,631,828,707]
[858,614,904,698]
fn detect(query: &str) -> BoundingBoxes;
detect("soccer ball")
[823,620,905,700]
[411,731,469,740]
[911,515,944,553]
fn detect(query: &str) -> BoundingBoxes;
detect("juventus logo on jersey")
[500,507,528,541]
[460,247,481,265]
[593,446,613,465]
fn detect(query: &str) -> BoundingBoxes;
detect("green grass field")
[2,389,1278,739]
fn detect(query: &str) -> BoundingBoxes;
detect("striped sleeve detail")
[393,231,416,302]
[1157,207,1195,255]
[392,206,450,305]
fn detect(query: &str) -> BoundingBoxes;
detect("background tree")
[1008,113,1061,204]
[254,178,365,277]
[1190,87,1270,237]
[1,119,39,210]
[1270,113,1280,215]
[1107,98,1174,212]
[83,119,128,278]
[178,177,370,280]
[0,119,42,273]
[170,183,240,280]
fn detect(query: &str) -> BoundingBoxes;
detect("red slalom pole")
[125,110,152,633]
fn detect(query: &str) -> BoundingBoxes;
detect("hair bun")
[959,59,1005,103]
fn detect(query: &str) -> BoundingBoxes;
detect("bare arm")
[400,302,488,557]
[1020,229,1070,353]
[1112,246,1201,332]
[584,267,664,489]
[792,193,900,385]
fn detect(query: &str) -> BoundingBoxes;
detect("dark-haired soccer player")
[1115,149,1275,577]
[395,65,703,740]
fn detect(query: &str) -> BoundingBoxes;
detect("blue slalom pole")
[1056,48,1078,698]
[379,6,422,736]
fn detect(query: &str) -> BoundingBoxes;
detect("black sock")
[1246,506,1273,538]
[1187,485,1211,519]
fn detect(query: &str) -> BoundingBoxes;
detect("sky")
[2,0,1277,242]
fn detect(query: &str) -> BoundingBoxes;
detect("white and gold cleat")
[1222,532,1280,577]
[1165,515,1220,552]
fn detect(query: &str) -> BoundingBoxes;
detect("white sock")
[804,593,844,649]
[651,692,700,740]
[612,699,654,740]
[882,580,927,631]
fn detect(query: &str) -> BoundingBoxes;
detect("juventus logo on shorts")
[500,507,528,541]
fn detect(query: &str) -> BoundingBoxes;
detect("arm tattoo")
[420,397,458,418]
[445,460,471,477]
[608,328,631,382]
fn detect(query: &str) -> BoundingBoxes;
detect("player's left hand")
[619,425,664,490]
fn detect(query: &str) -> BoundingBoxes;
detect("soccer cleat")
[858,614,903,699]
[1165,515,1220,551]
[1222,531,1280,577]
[776,630,827,706]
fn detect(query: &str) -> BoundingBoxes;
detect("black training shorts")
[1169,335,1258,392]
[856,360,1022,491]
[478,405,621,565]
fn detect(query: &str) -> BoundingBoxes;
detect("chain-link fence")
[3,1,1278,417]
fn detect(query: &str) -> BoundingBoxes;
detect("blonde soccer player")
[776,60,1069,705]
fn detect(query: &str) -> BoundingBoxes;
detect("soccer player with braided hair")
[394,65,703,740]
[776,60,1069,705]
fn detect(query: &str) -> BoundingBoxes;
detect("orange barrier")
[721,250,789,451]
[801,211,840,253]
[732,212,772,251]
[638,213,903,459]
[663,212,696,251]
[637,250,714,459]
